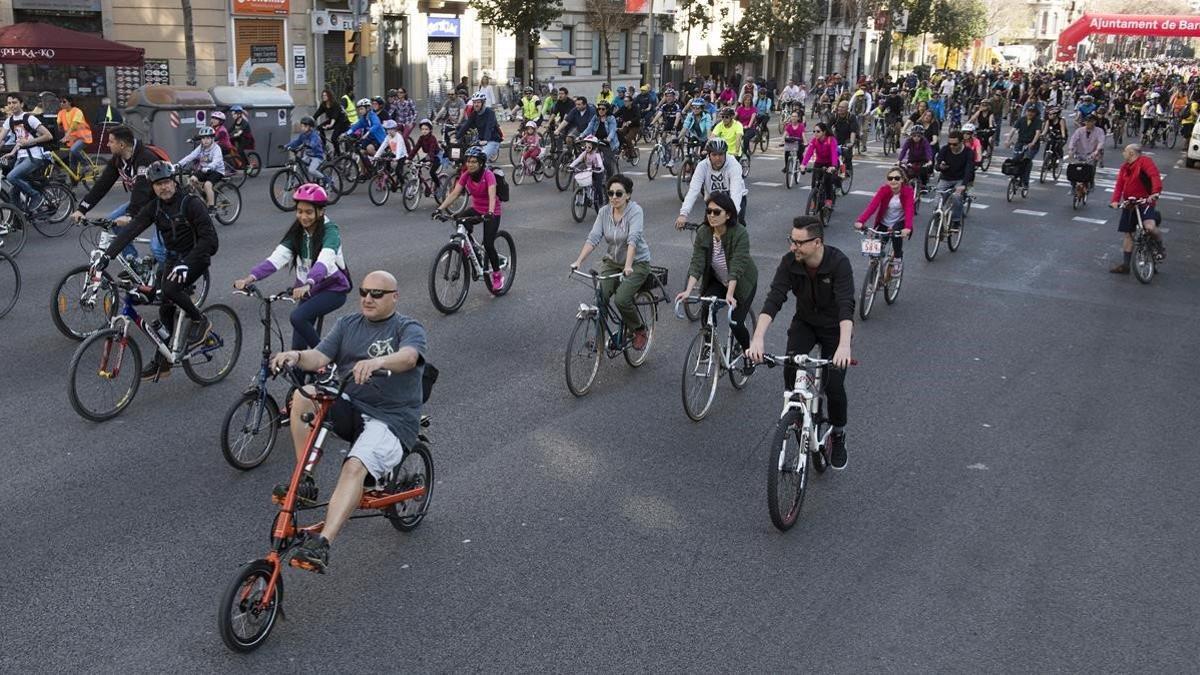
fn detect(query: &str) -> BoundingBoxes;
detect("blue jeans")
[7,157,43,206]
[289,289,348,349]
[68,139,87,172]
[108,202,166,263]
[481,140,501,162]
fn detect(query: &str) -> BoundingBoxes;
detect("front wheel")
[555,160,572,191]
[766,409,809,532]
[883,257,903,304]
[839,167,853,195]
[924,213,942,261]
[183,304,242,385]
[384,442,434,531]
[244,151,262,177]
[859,260,879,320]
[0,251,19,319]
[368,172,392,206]
[677,162,693,202]
[784,156,795,189]
[980,151,993,172]
[68,328,142,422]
[947,217,964,252]
[647,147,661,181]
[212,183,242,225]
[681,331,719,422]
[571,187,588,223]
[220,390,280,470]
[400,176,420,211]
[217,559,282,653]
[32,182,77,236]
[564,316,601,397]
[269,169,300,211]
[1132,240,1155,284]
[1006,178,1018,202]
[52,265,118,340]
[428,243,470,314]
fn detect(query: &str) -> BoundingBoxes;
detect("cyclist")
[1181,95,1199,145]
[568,173,652,351]
[633,84,656,127]
[1067,114,1105,192]
[269,269,428,573]
[545,87,575,131]
[1011,106,1041,189]
[933,129,975,231]
[56,94,93,176]
[569,135,608,206]
[435,88,469,136]
[92,160,219,380]
[969,101,997,160]
[928,91,945,122]
[407,119,445,175]
[315,89,349,153]
[284,116,332,188]
[389,88,417,137]
[556,96,595,142]
[615,93,642,159]
[345,98,385,156]
[1139,92,1165,140]
[747,216,855,470]
[711,107,744,159]
[1108,143,1165,273]
[676,138,748,228]
[234,184,350,350]
[457,93,503,161]
[674,190,757,354]
[679,98,713,148]
[960,123,982,166]
[800,122,842,210]
[371,119,407,182]
[883,87,905,141]
[734,94,759,155]
[228,105,256,168]
[516,120,543,173]
[71,125,165,261]
[849,85,872,130]
[853,167,914,277]
[1075,94,1098,123]
[911,80,932,106]
[829,101,859,177]
[649,89,682,141]
[581,100,620,177]
[1,93,53,213]
[898,124,933,191]
[780,110,806,173]
[511,86,541,125]
[176,125,225,210]
[434,147,506,289]
[209,111,234,158]
[1040,105,1068,163]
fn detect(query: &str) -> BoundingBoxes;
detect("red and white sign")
[232,0,289,16]
[169,111,180,128]
[1057,14,1200,61]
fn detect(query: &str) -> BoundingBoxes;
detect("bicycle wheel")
[1039,160,1049,184]
[319,162,344,205]
[947,218,964,252]
[883,258,903,304]
[52,265,117,340]
[384,442,434,531]
[556,160,572,191]
[485,231,517,297]
[400,176,419,211]
[981,150,993,172]
[183,304,242,385]
[0,250,18,319]
[0,204,28,257]
[1006,178,1017,202]
[859,260,879,320]
[1132,240,1155,284]
[508,139,521,167]
[766,409,809,531]
[193,270,211,308]
[728,311,755,390]
[571,187,588,223]
[428,244,470,314]
[220,390,280,470]
[784,156,795,189]
[32,182,77,236]
[681,331,719,421]
[245,151,262,177]
[627,145,640,167]
[1052,157,1062,181]
[369,172,391,206]
[212,183,242,225]
[677,161,693,202]
[269,169,299,211]
[332,156,359,192]
[924,213,942,261]
[647,147,661,181]
[757,127,770,152]
[217,559,282,653]
[623,291,656,367]
[564,316,601,397]
[839,167,853,195]
[68,328,142,422]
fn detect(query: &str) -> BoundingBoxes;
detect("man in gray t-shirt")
[271,270,427,573]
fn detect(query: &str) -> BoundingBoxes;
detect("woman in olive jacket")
[674,190,758,350]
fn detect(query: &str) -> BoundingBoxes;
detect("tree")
[583,0,646,84]
[838,0,886,79]
[930,0,987,68]
[181,0,197,86]
[720,0,819,79]
[470,0,565,87]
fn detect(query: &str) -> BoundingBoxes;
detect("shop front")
[8,0,107,115]
[230,0,290,89]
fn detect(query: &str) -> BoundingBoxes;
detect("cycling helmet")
[196,126,215,138]
[617,86,627,93]
[690,98,705,107]
[581,134,601,146]
[524,121,537,129]
[229,105,245,113]
[382,119,398,129]
[292,183,329,206]
[418,118,433,128]
[471,92,487,101]
[705,138,728,154]
[909,124,925,135]
[961,122,976,133]
[146,161,175,183]
[523,87,533,94]
[464,146,487,160]
[356,98,371,107]
[720,106,735,116]
[300,116,316,126]
[210,111,226,121]
[371,96,385,105]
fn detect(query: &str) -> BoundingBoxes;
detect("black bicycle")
[428,212,516,314]
[803,166,838,226]
[0,248,18,319]
[269,148,344,211]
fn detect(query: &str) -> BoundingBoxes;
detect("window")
[562,26,575,76]
[592,31,603,75]
[618,30,629,74]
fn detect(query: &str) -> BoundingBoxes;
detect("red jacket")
[857,183,915,230]
[1110,155,1162,205]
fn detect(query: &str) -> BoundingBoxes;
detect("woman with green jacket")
[674,190,757,350]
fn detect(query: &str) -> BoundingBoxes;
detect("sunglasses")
[359,288,396,299]
[789,236,818,246]
[706,208,725,216]
[887,175,903,181]
[607,190,627,198]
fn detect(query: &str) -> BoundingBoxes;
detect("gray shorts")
[329,397,405,480]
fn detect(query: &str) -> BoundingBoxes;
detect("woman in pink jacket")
[853,167,915,275]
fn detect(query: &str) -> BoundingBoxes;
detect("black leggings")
[784,321,848,428]
[462,208,501,270]
[701,278,755,349]
[157,259,207,330]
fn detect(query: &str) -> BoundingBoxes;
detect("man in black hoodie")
[71,125,163,260]
[92,161,219,380]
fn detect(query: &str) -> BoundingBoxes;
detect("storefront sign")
[292,45,308,85]
[13,0,100,11]
[232,0,289,16]
[557,58,576,67]
[251,44,279,64]
[0,48,55,61]
[427,17,460,38]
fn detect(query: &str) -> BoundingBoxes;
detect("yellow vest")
[342,95,359,124]
[521,96,540,120]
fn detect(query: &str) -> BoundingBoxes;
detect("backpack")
[147,144,171,162]
[491,168,510,202]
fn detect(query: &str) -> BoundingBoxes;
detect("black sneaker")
[290,534,329,574]
[829,431,848,470]
[185,316,212,350]
[140,356,172,381]
[273,473,319,507]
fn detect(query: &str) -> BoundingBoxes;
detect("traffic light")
[360,23,376,57]
[344,30,358,63]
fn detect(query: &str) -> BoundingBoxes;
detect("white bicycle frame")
[773,354,833,470]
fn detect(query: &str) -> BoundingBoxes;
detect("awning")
[0,22,145,66]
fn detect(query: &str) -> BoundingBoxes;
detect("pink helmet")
[292,183,329,206]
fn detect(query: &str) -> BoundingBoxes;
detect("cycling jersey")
[349,110,386,145]
[711,120,744,157]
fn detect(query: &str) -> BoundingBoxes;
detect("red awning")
[0,22,144,67]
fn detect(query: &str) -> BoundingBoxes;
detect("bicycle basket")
[574,171,593,187]
[1000,158,1023,176]
[1066,162,1094,184]
[648,265,669,289]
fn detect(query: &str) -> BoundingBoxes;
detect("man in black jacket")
[93,161,219,380]
[933,130,975,228]
[456,93,502,161]
[71,125,163,260]
[748,216,855,469]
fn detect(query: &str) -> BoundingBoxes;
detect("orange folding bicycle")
[217,365,434,652]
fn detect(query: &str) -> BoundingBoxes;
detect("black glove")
[168,263,189,283]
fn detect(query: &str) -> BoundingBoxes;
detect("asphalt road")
[2,125,1198,672]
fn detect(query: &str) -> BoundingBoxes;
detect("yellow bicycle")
[43,146,106,191]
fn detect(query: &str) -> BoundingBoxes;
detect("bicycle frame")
[573,269,629,353]
[685,296,739,373]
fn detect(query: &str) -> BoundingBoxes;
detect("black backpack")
[491,168,510,202]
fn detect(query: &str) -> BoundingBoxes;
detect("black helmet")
[372,96,385,105]
[146,161,175,183]
[300,116,316,126]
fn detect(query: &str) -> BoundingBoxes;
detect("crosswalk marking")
[1073,217,1107,224]
[752,181,782,187]
[1012,209,1048,216]
[970,203,989,209]
[850,190,876,196]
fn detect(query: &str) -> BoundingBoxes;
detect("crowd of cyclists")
[0,54,1194,571]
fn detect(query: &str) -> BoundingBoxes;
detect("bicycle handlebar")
[234,284,296,304]
[277,364,392,400]
[674,294,736,324]
[759,353,858,368]
[858,228,906,238]
[569,267,623,281]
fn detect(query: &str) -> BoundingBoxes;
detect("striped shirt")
[711,236,730,285]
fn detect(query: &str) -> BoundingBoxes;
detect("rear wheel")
[564,316,601,397]
[428,244,470,314]
[244,151,262,177]
[0,204,29,257]
[622,291,656,367]
[384,443,434,531]
[52,265,117,340]
[269,170,300,211]
[220,390,280,470]
[0,251,19,319]
[924,213,942,261]
[183,304,242,385]
[217,559,282,653]
[681,331,719,422]
[212,183,242,225]
[766,409,809,531]
[68,328,141,422]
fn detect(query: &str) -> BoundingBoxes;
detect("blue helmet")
[465,147,487,160]
[690,98,706,108]
[229,105,245,113]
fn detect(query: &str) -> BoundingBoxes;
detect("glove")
[168,264,189,283]
[90,253,110,275]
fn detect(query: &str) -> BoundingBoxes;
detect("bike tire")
[785,157,795,189]
[924,213,942,261]
[319,162,344,205]
[245,152,262,177]
[183,303,242,385]
[571,187,588,223]
[368,172,391,206]
[0,204,29,257]
[428,243,470,314]
[401,177,420,211]
[623,290,656,368]
[1052,157,1062,181]
[212,183,242,225]
[981,151,993,172]
[677,162,693,202]
[681,331,719,422]
[1039,161,1049,184]
[68,328,142,422]
[384,442,435,531]
[883,259,903,304]
[647,147,660,181]
[0,250,19,319]
[556,161,572,191]
[220,390,280,470]
[564,316,601,397]
[332,156,359,193]
[485,231,517,297]
[51,265,117,340]
[268,169,299,211]
[34,182,78,234]
[840,167,853,196]
[766,409,809,532]
[1132,241,1155,284]
[512,161,526,186]
[859,260,879,320]
[1006,179,1017,202]
[217,558,282,653]
[947,218,964,252]
[508,139,520,167]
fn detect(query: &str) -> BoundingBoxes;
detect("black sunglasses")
[706,208,725,216]
[359,288,396,299]
[607,190,627,198]
[789,236,818,246]
[886,175,903,181]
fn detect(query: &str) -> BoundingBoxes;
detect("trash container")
[122,85,216,161]
[209,86,295,168]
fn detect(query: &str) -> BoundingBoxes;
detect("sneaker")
[289,533,329,574]
[1109,263,1130,274]
[829,431,848,470]
[490,271,505,290]
[140,357,172,381]
[1153,243,1166,262]
[949,220,962,232]
[890,259,903,277]
[824,199,833,208]
[185,316,212,350]
[273,473,319,507]
[631,328,649,351]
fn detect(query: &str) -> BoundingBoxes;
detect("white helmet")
[471,92,488,102]
[961,122,976,133]
[356,98,371,107]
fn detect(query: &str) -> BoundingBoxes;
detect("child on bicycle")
[781,110,806,171]
[518,121,543,173]
[569,135,607,206]
[373,119,407,183]
[178,125,225,209]
[284,116,329,188]
[406,119,444,191]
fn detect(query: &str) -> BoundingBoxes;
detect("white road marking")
[967,463,989,470]
[752,181,782,187]
[1012,209,1047,216]
[1073,217,1107,224]
[971,203,989,209]
[1158,194,1183,201]
[850,190,876,196]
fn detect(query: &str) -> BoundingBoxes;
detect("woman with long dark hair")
[234,184,351,349]
[314,88,349,154]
